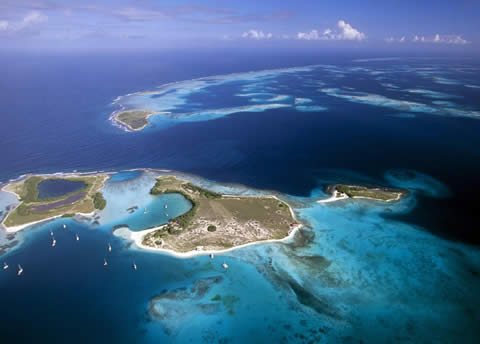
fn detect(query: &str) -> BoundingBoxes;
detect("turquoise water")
[1,170,479,343]
[1,55,480,343]
[108,170,143,182]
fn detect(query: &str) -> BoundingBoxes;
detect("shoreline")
[116,190,304,258]
[316,190,349,203]
[117,221,303,259]
[316,188,405,204]
[112,110,171,132]
[0,173,109,232]
[1,211,96,233]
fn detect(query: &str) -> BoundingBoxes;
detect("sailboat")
[52,238,56,247]
[50,230,54,236]
[143,208,147,214]
[164,204,168,209]
[132,262,137,271]
[63,224,67,229]
[104,258,108,266]
[17,264,23,276]
[3,262,8,270]
[222,262,229,269]
[108,243,112,253]
[75,234,80,241]
[210,253,214,259]
[165,213,168,217]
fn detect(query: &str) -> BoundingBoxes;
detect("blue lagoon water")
[37,179,87,200]
[1,51,480,343]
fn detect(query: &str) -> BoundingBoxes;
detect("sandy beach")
[316,190,349,203]
[116,221,303,259]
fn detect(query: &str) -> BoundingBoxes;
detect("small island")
[1,174,107,231]
[134,175,302,254]
[114,110,170,131]
[318,184,406,203]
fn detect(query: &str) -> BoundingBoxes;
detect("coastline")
[0,172,109,232]
[316,188,405,204]
[2,168,304,257]
[118,221,303,259]
[316,190,349,203]
[112,110,171,132]
[118,191,304,258]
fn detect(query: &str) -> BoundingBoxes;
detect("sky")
[0,0,479,52]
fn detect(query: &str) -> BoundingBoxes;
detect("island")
[1,174,108,231]
[318,184,407,203]
[130,175,302,255]
[114,110,170,131]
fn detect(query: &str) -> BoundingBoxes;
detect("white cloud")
[297,30,320,40]
[241,29,272,40]
[0,11,48,34]
[385,36,406,43]
[297,20,366,41]
[386,34,469,45]
[336,20,365,40]
[413,34,469,45]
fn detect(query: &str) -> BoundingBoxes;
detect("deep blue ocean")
[1,50,480,343]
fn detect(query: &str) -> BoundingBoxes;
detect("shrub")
[93,192,107,210]
[207,225,217,232]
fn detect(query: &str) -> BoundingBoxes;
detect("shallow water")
[1,53,480,343]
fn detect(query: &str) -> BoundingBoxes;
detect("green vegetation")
[182,183,221,199]
[115,110,167,130]
[335,184,405,202]
[2,174,107,228]
[61,213,75,218]
[142,175,300,253]
[93,192,107,210]
[19,176,42,202]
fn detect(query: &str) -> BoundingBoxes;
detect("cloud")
[297,29,320,40]
[385,34,469,45]
[433,34,469,44]
[297,20,365,41]
[241,29,272,40]
[0,10,47,35]
[336,20,365,40]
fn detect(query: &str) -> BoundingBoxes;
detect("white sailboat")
[3,262,8,270]
[210,253,214,259]
[165,213,168,217]
[132,262,137,271]
[52,238,56,247]
[63,224,67,229]
[164,204,168,209]
[222,262,229,269]
[104,258,108,266]
[75,234,80,241]
[144,208,147,214]
[17,264,23,276]
[108,243,112,252]
[50,230,54,236]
